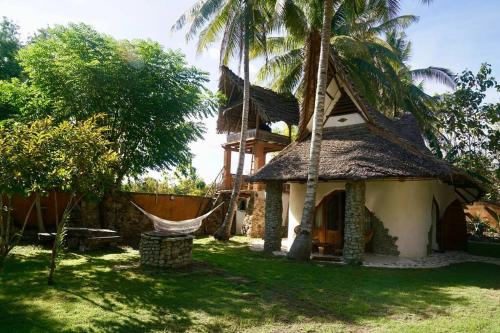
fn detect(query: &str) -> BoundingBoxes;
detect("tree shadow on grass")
[2,240,500,332]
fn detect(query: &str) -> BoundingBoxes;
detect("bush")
[467,215,494,237]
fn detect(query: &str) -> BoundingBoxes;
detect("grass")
[468,241,500,258]
[0,237,499,333]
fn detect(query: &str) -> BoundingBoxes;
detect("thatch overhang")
[217,66,299,133]
[248,123,480,189]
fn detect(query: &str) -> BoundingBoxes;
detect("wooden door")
[313,191,345,250]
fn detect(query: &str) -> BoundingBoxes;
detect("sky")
[1,0,499,182]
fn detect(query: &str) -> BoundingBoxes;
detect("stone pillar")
[343,181,366,264]
[139,232,193,268]
[264,181,283,253]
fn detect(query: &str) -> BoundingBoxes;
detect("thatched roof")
[217,66,299,133]
[249,56,483,194]
[249,122,473,184]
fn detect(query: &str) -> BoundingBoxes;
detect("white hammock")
[131,201,223,235]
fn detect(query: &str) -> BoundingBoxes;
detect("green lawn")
[468,241,500,258]
[1,237,499,333]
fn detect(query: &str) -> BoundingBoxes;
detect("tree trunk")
[214,9,251,241]
[54,191,59,229]
[35,192,46,233]
[297,29,321,141]
[288,0,333,261]
[48,193,81,285]
[0,194,5,271]
[0,196,35,269]
[48,206,70,285]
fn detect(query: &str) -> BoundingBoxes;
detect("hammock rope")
[131,201,223,235]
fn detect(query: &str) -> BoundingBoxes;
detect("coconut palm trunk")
[288,0,333,260]
[214,6,251,241]
[297,29,321,140]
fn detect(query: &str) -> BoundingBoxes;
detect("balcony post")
[253,140,266,191]
[223,147,232,190]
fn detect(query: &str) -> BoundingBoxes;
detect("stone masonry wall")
[245,194,265,238]
[100,192,215,247]
[344,181,366,264]
[139,232,193,268]
[367,209,399,256]
[79,199,101,228]
[101,192,154,248]
[264,181,283,252]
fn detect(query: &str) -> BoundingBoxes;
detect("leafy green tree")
[17,23,216,185]
[122,167,208,196]
[122,176,173,194]
[434,64,500,201]
[0,117,117,274]
[0,17,22,80]
[0,79,50,122]
[375,30,456,146]
[172,166,208,196]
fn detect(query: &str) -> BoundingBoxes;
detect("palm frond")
[411,67,456,89]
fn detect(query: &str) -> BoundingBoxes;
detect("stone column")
[264,181,283,253]
[343,181,366,264]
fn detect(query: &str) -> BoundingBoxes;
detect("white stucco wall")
[365,180,457,258]
[282,192,290,226]
[324,113,365,128]
[286,180,458,257]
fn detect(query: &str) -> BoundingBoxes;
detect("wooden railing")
[226,129,291,145]
[205,167,224,197]
[216,174,251,191]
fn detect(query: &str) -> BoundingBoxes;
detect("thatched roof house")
[250,56,483,260]
[217,66,299,133]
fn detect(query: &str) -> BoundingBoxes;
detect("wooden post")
[253,141,266,191]
[223,147,232,190]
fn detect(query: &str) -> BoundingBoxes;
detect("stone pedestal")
[139,231,193,268]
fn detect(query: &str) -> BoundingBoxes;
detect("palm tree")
[173,0,269,241]
[270,1,437,260]
[252,0,418,139]
[287,0,334,260]
[380,30,456,140]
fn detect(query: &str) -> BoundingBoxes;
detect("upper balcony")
[224,129,291,153]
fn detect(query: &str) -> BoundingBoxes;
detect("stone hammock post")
[264,181,283,253]
[343,181,366,264]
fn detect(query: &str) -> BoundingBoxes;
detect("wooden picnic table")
[38,227,121,251]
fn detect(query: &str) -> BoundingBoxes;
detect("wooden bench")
[38,232,57,244]
[38,228,121,252]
